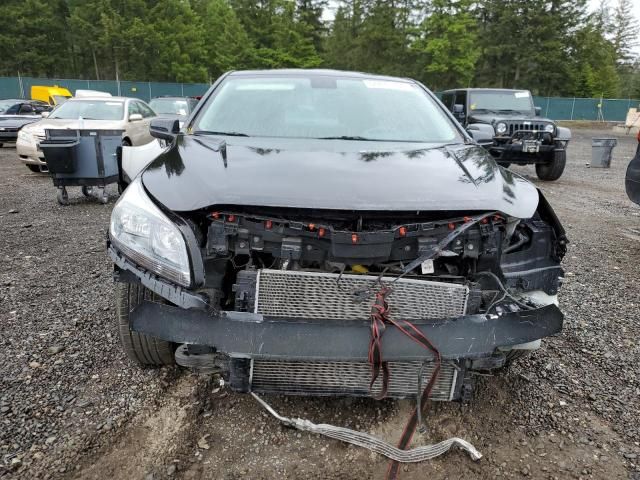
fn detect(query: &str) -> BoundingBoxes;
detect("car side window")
[128,101,140,118]
[441,93,454,111]
[18,103,34,114]
[5,103,20,115]
[137,102,155,118]
[455,91,467,114]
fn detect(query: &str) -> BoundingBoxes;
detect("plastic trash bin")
[40,129,123,205]
[591,138,618,168]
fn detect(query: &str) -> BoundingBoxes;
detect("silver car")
[17,96,157,172]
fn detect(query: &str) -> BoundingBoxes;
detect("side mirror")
[466,124,495,147]
[150,117,180,142]
[41,111,50,118]
[534,106,542,117]
[129,113,143,122]
[453,104,465,119]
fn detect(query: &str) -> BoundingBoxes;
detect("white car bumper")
[16,134,45,166]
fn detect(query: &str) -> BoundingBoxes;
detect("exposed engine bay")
[190,205,566,317]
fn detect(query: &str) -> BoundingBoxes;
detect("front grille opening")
[255,269,469,321]
[249,359,459,400]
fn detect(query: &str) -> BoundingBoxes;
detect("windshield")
[149,98,191,116]
[193,76,459,143]
[49,100,124,120]
[0,100,18,113]
[469,91,534,114]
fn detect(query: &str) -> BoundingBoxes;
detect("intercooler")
[254,269,469,321]
[249,359,459,400]
[233,269,468,399]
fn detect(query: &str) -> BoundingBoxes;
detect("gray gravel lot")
[1,126,639,480]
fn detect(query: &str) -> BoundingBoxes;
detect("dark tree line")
[0,0,638,97]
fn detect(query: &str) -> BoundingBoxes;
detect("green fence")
[2,76,640,121]
[532,96,639,122]
[0,76,210,103]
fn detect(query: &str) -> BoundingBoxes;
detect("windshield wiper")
[193,130,249,137]
[317,135,378,141]
[496,109,525,114]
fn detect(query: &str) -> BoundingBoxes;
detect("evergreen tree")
[414,0,479,90]
[297,0,328,54]
[611,0,640,67]
[571,20,620,97]
[198,0,254,79]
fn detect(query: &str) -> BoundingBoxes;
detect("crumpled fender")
[121,140,166,183]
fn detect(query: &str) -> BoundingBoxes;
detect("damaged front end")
[109,191,566,401]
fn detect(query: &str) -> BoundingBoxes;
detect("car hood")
[141,135,539,218]
[468,113,554,125]
[22,118,124,135]
[0,116,40,128]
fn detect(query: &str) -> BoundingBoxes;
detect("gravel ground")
[1,127,639,480]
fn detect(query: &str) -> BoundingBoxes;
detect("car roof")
[228,68,416,84]
[151,96,192,100]
[67,96,133,102]
[441,88,530,93]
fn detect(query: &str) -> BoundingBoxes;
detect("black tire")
[81,186,93,197]
[536,149,566,181]
[122,138,132,147]
[499,349,531,370]
[116,282,176,366]
[27,164,41,173]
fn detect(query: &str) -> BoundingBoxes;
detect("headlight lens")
[110,178,191,287]
[496,122,507,135]
[18,130,32,142]
[544,124,555,133]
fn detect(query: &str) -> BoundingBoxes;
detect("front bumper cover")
[490,141,559,163]
[129,299,563,362]
[109,244,564,362]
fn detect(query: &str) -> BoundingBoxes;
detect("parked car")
[108,70,566,403]
[0,99,52,147]
[148,96,198,122]
[31,85,72,106]
[441,88,571,181]
[17,96,157,172]
[625,130,640,205]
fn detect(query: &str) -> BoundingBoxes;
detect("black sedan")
[108,70,566,406]
[0,99,51,147]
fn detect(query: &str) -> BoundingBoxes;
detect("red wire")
[367,286,442,480]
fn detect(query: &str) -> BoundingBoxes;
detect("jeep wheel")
[116,282,176,366]
[536,149,566,181]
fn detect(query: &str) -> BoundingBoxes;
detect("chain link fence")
[0,76,210,103]
[2,76,639,122]
[532,95,640,122]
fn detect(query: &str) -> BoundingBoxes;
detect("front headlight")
[496,122,507,135]
[544,124,555,133]
[18,130,32,142]
[110,178,192,287]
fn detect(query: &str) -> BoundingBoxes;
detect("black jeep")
[441,88,571,181]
